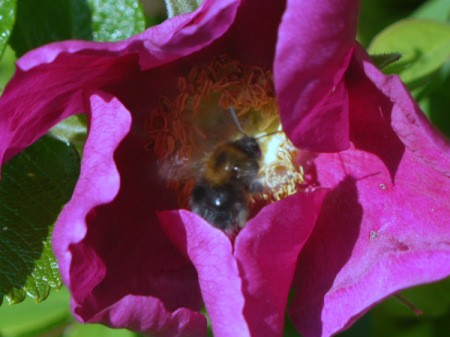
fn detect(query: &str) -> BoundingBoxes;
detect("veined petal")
[16,0,240,72]
[159,210,251,337]
[83,296,205,337]
[54,92,204,337]
[0,0,241,167]
[275,0,359,152]
[0,53,138,165]
[289,47,450,337]
[235,190,328,337]
[160,190,327,337]
[355,45,450,176]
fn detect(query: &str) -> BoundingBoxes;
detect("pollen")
[258,133,304,201]
[145,55,304,207]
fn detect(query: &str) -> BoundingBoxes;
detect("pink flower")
[276,1,450,336]
[0,1,448,337]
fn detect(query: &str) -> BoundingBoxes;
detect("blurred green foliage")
[0,0,16,58]
[0,45,15,90]
[358,0,425,46]
[0,287,141,337]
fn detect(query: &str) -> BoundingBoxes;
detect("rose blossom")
[276,1,450,336]
[0,1,448,337]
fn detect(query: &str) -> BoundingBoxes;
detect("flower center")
[145,55,304,208]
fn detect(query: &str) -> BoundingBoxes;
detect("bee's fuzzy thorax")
[189,136,262,229]
[201,137,261,188]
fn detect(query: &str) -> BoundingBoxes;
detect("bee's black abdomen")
[190,183,247,230]
[189,135,261,230]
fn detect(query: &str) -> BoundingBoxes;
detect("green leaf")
[0,135,80,305]
[415,62,450,138]
[368,19,450,90]
[0,45,17,91]
[164,0,202,18]
[9,0,146,57]
[412,0,450,23]
[0,287,72,337]
[358,0,425,47]
[142,1,167,28]
[338,311,372,337]
[370,279,450,337]
[49,114,88,156]
[66,322,138,337]
[86,0,146,42]
[382,279,450,319]
[0,0,16,58]
[9,0,92,57]
[370,52,402,69]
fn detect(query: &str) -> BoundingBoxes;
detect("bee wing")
[157,153,198,183]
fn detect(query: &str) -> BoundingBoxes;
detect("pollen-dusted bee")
[189,134,262,230]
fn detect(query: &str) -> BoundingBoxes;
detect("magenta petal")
[159,210,251,337]
[290,49,450,337]
[149,0,240,66]
[83,296,205,337]
[355,46,450,175]
[160,190,327,337]
[0,52,138,164]
[0,0,240,165]
[275,0,360,152]
[16,0,239,72]
[235,190,328,337]
[53,92,205,337]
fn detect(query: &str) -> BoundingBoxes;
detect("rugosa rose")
[0,1,448,337]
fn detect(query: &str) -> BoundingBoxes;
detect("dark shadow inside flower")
[159,188,329,337]
[64,48,311,330]
[104,53,305,228]
[62,47,293,325]
[290,175,362,337]
[346,55,405,183]
[70,127,203,320]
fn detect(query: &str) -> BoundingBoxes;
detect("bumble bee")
[189,106,267,230]
[189,134,262,230]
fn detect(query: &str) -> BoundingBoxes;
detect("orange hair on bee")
[202,142,252,186]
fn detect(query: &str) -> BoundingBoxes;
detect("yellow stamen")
[145,55,304,208]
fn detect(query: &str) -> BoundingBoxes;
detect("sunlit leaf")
[9,0,92,57]
[358,0,424,46]
[66,322,139,337]
[0,46,17,90]
[86,0,145,41]
[0,287,71,337]
[164,0,202,18]
[412,0,450,23]
[369,19,450,90]
[9,0,146,57]
[49,114,88,156]
[0,0,16,58]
